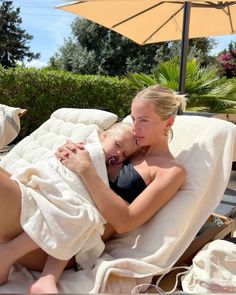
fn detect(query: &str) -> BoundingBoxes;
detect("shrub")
[0,66,135,141]
[218,41,236,78]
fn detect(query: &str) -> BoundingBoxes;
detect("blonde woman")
[0,84,186,293]
[58,84,186,235]
[50,84,187,293]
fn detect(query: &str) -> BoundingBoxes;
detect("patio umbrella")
[56,0,236,94]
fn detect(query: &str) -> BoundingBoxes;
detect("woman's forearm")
[78,165,131,233]
[56,144,141,233]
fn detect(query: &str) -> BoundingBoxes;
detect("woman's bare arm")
[59,147,186,234]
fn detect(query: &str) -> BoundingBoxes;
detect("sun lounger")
[0,108,235,293]
[0,104,27,150]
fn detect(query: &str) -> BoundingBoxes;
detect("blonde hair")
[104,122,132,137]
[133,84,186,120]
[133,84,187,140]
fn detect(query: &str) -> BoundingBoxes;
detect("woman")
[0,84,186,293]
[58,84,186,234]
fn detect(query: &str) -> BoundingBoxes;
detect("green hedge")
[0,66,136,141]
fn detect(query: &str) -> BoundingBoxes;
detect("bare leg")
[0,170,22,242]
[0,166,11,177]
[29,256,69,294]
[0,169,76,272]
[0,232,39,284]
[17,223,114,271]
[17,249,76,271]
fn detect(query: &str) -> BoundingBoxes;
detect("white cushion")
[0,108,117,174]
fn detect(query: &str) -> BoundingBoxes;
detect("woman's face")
[131,99,166,146]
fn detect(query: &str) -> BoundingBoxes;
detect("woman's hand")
[55,140,92,174]
[55,140,83,161]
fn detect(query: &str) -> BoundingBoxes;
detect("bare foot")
[0,244,12,285]
[29,275,59,294]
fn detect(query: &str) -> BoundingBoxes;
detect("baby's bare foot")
[0,245,12,285]
[29,275,59,294]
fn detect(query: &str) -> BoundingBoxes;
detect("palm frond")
[125,58,236,113]
[125,72,156,89]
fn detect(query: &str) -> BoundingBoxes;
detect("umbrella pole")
[178,1,191,96]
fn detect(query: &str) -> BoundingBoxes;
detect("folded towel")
[0,104,24,149]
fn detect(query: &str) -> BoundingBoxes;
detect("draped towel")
[11,130,108,269]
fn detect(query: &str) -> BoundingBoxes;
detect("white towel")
[11,130,108,269]
[0,104,23,149]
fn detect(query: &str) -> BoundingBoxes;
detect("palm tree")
[126,58,236,113]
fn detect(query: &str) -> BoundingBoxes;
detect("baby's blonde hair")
[104,122,132,137]
[133,84,186,120]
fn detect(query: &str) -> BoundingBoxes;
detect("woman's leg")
[0,166,11,177]
[17,250,76,271]
[0,169,22,242]
[0,169,74,272]
[0,232,39,284]
[29,256,69,294]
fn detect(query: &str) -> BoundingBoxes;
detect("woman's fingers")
[75,142,85,149]
[65,140,78,151]
[57,140,85,153]
[55,148,73,161]
[55,140,85,163]
[56,147,91,174]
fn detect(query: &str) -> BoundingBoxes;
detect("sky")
[12,0,236,68]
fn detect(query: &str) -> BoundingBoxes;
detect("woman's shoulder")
[156,158,186,185]
[145,154,186,182]
[159,156,186,174]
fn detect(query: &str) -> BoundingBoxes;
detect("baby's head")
[101,122,138,166]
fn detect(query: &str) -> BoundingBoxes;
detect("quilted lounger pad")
[0,108,118,173]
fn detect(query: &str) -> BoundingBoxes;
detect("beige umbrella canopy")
[56,0,236,93]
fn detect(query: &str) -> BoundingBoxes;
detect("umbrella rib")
[112,1,164,28]
[143,6,183,44]
[191,1,235,33]
[226,6,234,33]
[112,1,188,29]
[56,1,87,9]
[191,1,236,9]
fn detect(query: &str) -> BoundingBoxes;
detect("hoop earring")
[169,128,173,140]
[163,127,169,137]
[163,127,174,140]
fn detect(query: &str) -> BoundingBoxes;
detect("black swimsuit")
[109,163,147,203]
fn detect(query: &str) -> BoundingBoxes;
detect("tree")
[167,38,217,67]
[0,1,40,68]
[218,41,236,78]
[49,19,170,75]
[49,18,216,76]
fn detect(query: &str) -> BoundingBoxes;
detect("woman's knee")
[0,167,11,177]
[0,173,22,240]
